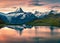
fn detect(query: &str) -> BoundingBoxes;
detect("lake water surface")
[0,26,60,43]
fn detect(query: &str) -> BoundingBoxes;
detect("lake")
[0,26,60,43]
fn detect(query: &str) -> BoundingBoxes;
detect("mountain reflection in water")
[0,26,60,43]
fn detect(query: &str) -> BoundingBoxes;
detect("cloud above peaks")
[0,0,60,7]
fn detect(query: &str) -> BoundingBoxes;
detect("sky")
[0,0,60,13]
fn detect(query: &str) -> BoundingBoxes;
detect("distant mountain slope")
[0,12,9,23]
[26,10,60,26]
[0,8,60,26]
[7,8,37,24]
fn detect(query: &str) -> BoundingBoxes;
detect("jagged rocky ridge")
[0,8,60,25]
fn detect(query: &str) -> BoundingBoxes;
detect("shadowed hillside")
[26,10,60,27]
[0,20,6,28]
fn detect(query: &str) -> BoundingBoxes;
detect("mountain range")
[0,8,37,24]
[0,8,60,24]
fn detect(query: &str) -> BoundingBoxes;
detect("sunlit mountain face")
[0,0,60,13]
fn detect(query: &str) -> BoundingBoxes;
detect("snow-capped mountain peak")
[15,8,24,13]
